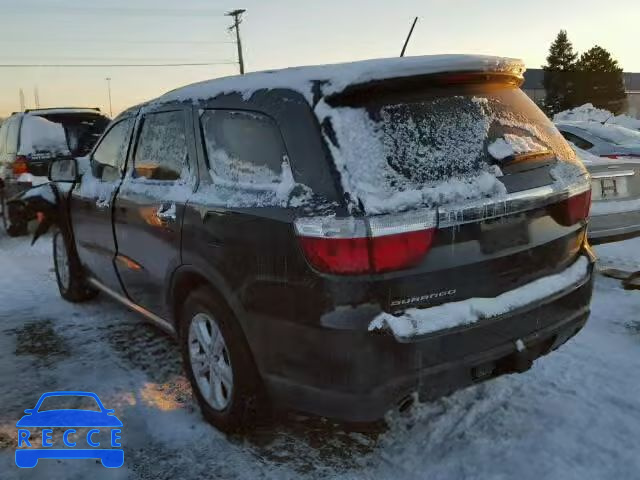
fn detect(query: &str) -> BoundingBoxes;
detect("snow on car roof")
[554,103,640,131]
[154,54,525,106]
[557,121,640,147]
[25,108,104,116]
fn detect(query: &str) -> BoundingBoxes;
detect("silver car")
[556,121,640,160]
[570,143,640,243]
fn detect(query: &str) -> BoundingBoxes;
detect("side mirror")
[49,158,78,182]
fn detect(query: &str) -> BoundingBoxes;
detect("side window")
[561,131,594,150]
[201,110,286,186]
[6,117,20,154]
[92,118,134,181]
[133,111,187,181]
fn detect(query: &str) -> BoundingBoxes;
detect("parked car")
[43,55,595,432]
[569,142,640,243]
[555,121,640,160]
[0,107,110,236]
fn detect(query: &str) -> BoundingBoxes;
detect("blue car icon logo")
[16,391,123,468]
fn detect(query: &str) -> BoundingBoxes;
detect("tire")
[52,227,98,302]
[179,286,268,433]
[1,190,27,237]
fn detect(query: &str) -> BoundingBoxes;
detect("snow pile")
[157,55,524,105]
[369,256,590,340]
[18,115,70,156]
[488,134,546,160]
[554,103,640,131]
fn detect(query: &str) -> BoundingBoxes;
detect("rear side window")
[6,116,20,154]
[201,110,286,186]
[134,110,187,181]
[92,118,134,180]
[560,131,594,150]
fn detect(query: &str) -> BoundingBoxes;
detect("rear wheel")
[53,228,97,302]
[179,287,268,433]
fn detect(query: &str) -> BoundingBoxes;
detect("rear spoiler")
[326,71,525,107]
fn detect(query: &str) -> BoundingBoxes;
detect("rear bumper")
[260,258,595,422]
[588,208,640,244]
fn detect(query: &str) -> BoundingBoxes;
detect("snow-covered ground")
[0,232,639,479]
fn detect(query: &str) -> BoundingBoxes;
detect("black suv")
[0,108,109,236]
[46,55,595,432]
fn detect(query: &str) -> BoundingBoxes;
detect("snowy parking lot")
[0,232,639,480]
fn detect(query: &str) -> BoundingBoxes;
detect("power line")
[0,57,236,62]
[0,39,236,45]
[5,6,227,17]
[0,62,237,68]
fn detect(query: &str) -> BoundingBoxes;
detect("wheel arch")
[167,264,245,337]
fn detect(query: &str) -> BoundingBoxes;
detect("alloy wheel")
[188,313,234,411]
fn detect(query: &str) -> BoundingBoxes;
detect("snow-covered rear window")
[37,112,110,157]
[18,115,71,157]
[321,85,573,214]
[201,110,285,186]
[134,111,188,181]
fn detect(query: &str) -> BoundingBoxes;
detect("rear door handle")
[156,203,176,222]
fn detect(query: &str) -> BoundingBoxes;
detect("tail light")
[550,188,592,226]
[12,156,29,175]
[294,210,437,275]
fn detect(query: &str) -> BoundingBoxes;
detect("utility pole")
[226,9,246,75]
[19,89,25,111]
[105,77,113,117]
[34,87,40,108]
[400,17,419,57]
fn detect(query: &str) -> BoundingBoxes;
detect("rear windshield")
[321,83,574,214]
[37,112,110,156]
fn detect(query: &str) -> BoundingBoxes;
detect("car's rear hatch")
[18,111,110,176]
[297,72,591,312]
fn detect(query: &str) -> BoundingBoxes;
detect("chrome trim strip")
[87,278,176,336]
[438,180,591,228]
[590,170,635,179]
[296,178,591,234]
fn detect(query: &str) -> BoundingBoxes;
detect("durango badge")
[15,391,123,468]
[391,289,457,307]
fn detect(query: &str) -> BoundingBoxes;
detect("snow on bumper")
[369,256,591,340]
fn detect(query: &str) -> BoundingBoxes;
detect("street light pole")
[226,9,246,75]
[105,77,113,117]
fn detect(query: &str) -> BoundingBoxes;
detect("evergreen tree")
[574,46,627,114]
[542,30,578,115]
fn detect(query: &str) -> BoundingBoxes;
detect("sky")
[0,0,638,118]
